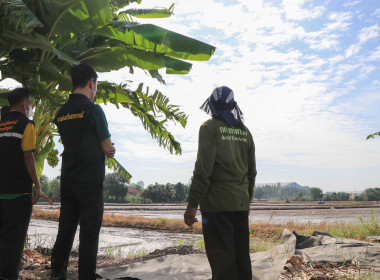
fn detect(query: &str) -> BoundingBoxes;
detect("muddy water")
[31,202,380,256]
[27,219,202,257]
[36,202,380,224]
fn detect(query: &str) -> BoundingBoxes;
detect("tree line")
[39,173,190,203]
[253,184,380,202]
[40,174,380,203]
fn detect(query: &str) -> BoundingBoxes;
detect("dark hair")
[7,88,31,106]
[70,62,98,91]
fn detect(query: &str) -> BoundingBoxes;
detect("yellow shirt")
[21,122,36,152]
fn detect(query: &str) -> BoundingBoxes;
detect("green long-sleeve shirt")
[188,118,256,212]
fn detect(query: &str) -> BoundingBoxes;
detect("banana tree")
[0,0,215,181]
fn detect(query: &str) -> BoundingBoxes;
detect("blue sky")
[3,0,380,192]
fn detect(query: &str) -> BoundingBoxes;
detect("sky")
[3,0,380,192]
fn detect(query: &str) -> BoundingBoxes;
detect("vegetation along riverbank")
[32,206,380,240]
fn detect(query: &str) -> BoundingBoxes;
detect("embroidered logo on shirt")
[219,126,248,143]
[57,111,85,122]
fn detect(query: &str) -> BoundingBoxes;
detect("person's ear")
[90,78,97,89]
[23,99,29,111]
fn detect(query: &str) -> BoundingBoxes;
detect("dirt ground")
[19,245,203,279]
[19,245,378,280]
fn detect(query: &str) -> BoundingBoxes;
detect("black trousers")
[0,196,32,280]
[51,183,103,280]
[201,211,252,280]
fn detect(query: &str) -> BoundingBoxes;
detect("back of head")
[70,62,98,91]
[200,85,245,129]
[7,88,31,107]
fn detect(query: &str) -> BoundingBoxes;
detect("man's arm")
[21,122,41,204]
[101,137,116,158]
[90,105,116,158]
[184,121,217,227]
[23,152,42,204]
[247,131,257,201]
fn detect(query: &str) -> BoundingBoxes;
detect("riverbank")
[32,206,380,240]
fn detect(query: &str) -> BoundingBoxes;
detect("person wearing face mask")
[0,87,42,280]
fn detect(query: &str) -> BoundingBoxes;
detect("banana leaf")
[22,0,113,37]
[106,157,132,181]
[79,46,192,74]
[96,22,216,62]
[121,5,174,19]
[367,132,380,140]
[35,140,55,178]
[1,0,44,33]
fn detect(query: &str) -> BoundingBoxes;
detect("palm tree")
[0,0,215,180]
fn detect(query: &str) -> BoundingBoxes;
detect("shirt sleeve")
[247,130,257,201]
[89,105,111,140]
[187,121,217,208]
[21,122,36,152]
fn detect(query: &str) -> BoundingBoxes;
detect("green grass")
[103,246,123,258]
[250,237,277,252]
[327,210,380,239]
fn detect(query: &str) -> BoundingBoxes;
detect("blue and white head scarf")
[200,86,244,128]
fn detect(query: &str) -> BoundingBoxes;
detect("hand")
[32,185,42,205]
[101,138,116,158]
[106,146,116,158]
[184,204,198,227]
[107,143,116,158]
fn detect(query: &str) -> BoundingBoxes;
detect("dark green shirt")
[89,105,111,140]
[188,118,256,212]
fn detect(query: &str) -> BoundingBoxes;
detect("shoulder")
[199,118,220,139]
[14,112,33,126]
[92,104,104,113]
[90,104,107,120]
[201,118,219,129]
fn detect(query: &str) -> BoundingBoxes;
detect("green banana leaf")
[0,31,56,54]
[1,0,44,33]
[106,157,132,181]
[22,0,113,37]
[367,132,380,140]
[35,140,55,178]
[122,5,174,19]
[79,47,192,74]
[95,82,186,155]
[96,22,216,62]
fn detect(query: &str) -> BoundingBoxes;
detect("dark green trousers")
[202,211,252,280]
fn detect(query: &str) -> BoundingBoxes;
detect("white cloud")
[357,65,375,80]
[358,25,380,43]
[367,46,380,61]
[282,0,325,21]
[303,12,352,50]
[345,44,361,58]
[343,1,361,8]
[373,8,380,17]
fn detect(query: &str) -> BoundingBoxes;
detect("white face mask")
[27,104,34,118]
